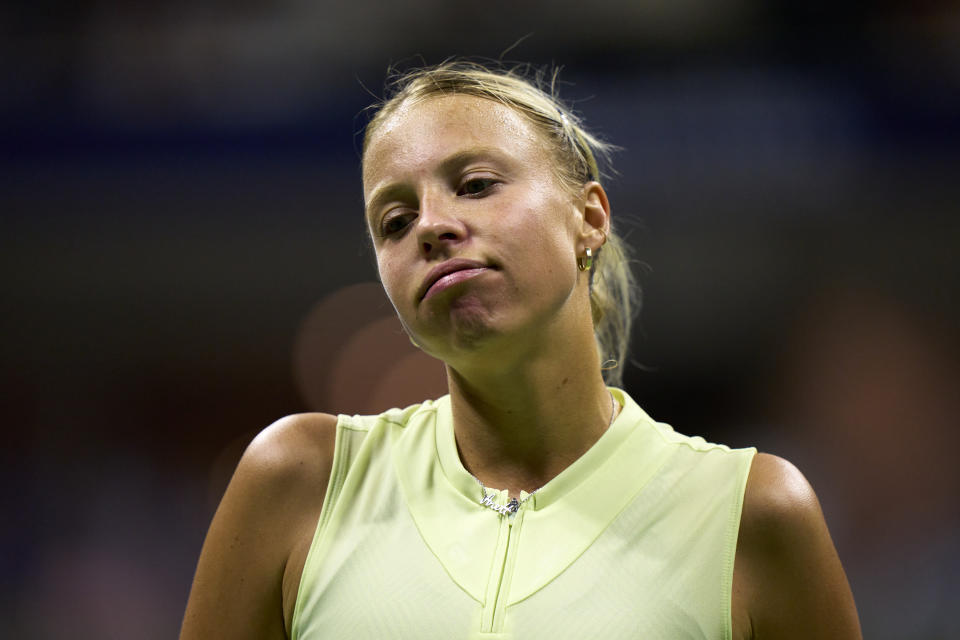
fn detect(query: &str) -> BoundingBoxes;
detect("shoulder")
[240,412,339,489]
[732,453,862,640]
[180,412,339,640]
[740,453,820,539]
[224,412,340,521]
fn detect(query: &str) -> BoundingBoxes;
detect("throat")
[452,385,620,499]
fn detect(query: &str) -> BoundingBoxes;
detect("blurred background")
[2,1,958,638]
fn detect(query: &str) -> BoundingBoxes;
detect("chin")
[414,300,505,357]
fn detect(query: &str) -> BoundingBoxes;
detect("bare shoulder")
[740,453,822,537]
[223,412,339,534]
[241,412,339,490]
[732,453,862,640]
[180,412,338,640]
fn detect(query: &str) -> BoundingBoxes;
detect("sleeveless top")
[291,388,756,640]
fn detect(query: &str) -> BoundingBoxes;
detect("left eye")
[457,178,497,196]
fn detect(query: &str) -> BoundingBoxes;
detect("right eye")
[380,210,416,237]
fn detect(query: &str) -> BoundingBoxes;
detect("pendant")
[479,493,526,516]
[480,495,515,516]
[479,493,514,516]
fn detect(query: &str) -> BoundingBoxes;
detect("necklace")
[473,390,617,516]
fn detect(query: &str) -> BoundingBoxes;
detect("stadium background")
[2,2,958,637]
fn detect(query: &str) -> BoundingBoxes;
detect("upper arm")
[180,412,338,640]
[733,453,862,640]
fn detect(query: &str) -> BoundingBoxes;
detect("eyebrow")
[365,146,517,220]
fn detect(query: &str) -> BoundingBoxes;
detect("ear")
[577,181,611,253]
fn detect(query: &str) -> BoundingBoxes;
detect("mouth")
[419,258,491,302]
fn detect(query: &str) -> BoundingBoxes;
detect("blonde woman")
[181,62,862,640]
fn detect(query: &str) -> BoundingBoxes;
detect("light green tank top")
[292,388,755,640]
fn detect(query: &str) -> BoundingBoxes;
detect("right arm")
[180,412,338,640]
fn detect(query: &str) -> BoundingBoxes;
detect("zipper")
[480,490,527,634]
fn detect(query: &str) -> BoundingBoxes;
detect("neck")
[446,331,617,497]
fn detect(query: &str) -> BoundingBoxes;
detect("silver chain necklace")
[473,391,617,516]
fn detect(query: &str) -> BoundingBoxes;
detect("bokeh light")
[293,282,447,415]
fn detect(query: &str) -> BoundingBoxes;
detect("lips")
[419,258,491,302]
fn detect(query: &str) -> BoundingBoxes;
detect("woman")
[181,61,862,639]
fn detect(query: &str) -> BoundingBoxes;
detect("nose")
[416,189,465,257]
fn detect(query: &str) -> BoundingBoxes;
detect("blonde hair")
[362,60,639,386]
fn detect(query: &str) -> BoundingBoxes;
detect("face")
[362,95,592,363]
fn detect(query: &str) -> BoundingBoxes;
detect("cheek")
[376,254,400,302]
[517,205,578,265]
[377,252,414,318]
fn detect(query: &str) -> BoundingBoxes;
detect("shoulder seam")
[648,419,743,455]
[337,400,439,433]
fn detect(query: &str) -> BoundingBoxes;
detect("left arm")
[731,453,862,640]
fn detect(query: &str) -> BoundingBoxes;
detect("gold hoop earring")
[577,247,593,272]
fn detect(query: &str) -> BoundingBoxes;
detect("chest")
[293,476,732,640]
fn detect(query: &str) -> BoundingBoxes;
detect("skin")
[363,95,613,490]
[181,95,862,639]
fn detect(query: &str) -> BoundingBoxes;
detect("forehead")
[362,94,548,191]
